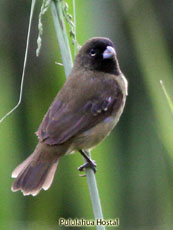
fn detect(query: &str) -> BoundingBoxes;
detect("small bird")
[11,37,128,196]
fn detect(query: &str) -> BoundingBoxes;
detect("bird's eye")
[90,49,96,57]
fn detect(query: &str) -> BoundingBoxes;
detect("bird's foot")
[78,160,97,174]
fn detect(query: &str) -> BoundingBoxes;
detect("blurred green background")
[0,0,173,229]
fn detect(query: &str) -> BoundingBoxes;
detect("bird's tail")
[11,142,65,196]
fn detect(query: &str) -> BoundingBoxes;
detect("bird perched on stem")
[11,37,128,196]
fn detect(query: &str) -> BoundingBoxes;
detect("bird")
[11,37,128,196]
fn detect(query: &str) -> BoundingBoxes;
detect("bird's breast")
[71,73,128,151]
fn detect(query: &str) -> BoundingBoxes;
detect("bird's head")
[74,37,120,75]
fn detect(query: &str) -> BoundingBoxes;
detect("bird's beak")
[103,46,116,59]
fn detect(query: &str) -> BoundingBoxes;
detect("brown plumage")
[11,37,128,196]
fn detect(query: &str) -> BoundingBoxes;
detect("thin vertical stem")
[160,80,173,117]
[73,0,77,56]
[51,0,73,76]
[0,0,36,124]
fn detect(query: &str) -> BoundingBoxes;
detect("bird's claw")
[78,160,97,174]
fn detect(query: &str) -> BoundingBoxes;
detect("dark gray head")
[74,37,121,75]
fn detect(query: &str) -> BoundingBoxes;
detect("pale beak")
[103,46,116,59]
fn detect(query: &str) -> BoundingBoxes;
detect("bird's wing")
[36,76,123,145]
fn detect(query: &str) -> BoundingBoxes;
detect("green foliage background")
[0,0,173,229]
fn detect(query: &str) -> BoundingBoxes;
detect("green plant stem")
[51,0,73,76]
[0,0,36,124]
[50,1,104,229]
[85,151,104,220]
[160,80,173,117]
